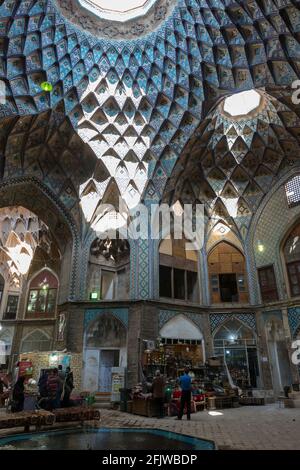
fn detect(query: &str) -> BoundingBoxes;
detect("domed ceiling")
[0,0,300,235]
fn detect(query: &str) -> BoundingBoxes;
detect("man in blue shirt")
[177,368,192,420]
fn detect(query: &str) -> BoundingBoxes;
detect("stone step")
[94,396,111,402]
[92,402,111,409]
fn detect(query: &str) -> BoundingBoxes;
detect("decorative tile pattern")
[288,306,300,338]
[209,312,257,334]
[84,307,129,329]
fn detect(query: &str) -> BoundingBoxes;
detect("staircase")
[92,392,111,409]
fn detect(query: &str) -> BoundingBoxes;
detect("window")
[159,265,172,298]
[101,270,115,300]
[258,266,278,302]
[285,175,300,208]
[3,295,19,320]
[159,238,199,302]
[187,271,198,302]
[219,273,238,302]
[287,261,300,297]
[283,223,300,298]
[26,270,58,318]
[174,268,185,299]
[21,330,52,353]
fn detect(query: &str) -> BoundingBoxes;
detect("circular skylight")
[223,90,261,117]
[78,0,158,21]
[89,0,149,12]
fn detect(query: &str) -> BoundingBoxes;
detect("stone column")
[65,305,85,353]
[202,312,214,358]
[127,302,159,387]
[282,307,300,384]
[256,310,273,391]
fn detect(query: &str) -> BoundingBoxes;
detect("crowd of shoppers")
[7,365,74,413]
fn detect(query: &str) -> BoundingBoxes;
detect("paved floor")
[99,404,300,450]
[0,404,299,449]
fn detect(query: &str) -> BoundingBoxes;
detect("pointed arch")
[21,328,52,353]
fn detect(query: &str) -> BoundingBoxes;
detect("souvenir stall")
[13,351,75,411]
[127,348,240,417]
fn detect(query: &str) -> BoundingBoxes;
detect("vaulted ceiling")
[1,0,300,237]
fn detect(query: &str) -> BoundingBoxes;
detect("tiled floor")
[99,404,300,450]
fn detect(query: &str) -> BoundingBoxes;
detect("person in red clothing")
[47,368,63,409]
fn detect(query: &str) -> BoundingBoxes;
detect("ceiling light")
[223,90,261,117]
[257,240,265,253]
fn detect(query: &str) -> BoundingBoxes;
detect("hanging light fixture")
[40,82,53,92]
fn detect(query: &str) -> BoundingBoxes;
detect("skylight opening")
[223,90,261,117]
[90,0,148,12]
[285,175,300,208]
[78,0,158,21]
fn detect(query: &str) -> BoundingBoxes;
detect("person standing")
[11,376,25,413]
[177,368,192,420]
[152,370,165,418]
[58,365,65,381]
[62,367,74,407]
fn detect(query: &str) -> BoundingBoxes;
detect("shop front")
[213,318,260,389]
[143,314,205,380]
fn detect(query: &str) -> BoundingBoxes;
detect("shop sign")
[49,353,71,369]
[111,367,125,401]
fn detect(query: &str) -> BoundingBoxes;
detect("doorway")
[83,348,120,392]
[99,350,119,392]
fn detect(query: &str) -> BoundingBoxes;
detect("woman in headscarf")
[11,376,25,413]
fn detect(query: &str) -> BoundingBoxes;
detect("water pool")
[0,427,215,450]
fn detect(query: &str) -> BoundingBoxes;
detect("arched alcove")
[160,314,203,341]
[25,269,59,319]
[157,314,205,378]
[83,313,127,393]
[208,242,248,304]
[21,329,52,353]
